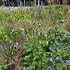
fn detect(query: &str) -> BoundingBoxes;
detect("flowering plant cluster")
[0,6,70,70]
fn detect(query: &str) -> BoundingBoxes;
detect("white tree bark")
[24,0,25,6]
[38,0,40,6]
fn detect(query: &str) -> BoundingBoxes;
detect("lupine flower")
[64,46,70,49]
[50,58,54,62]
[50,58,55,64]
[66,60,70,65]
[56,56,62,60]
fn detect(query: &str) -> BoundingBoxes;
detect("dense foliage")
[0,6,70,70]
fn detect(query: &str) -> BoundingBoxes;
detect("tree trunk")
[38,0,40,6]
[24,0,25,6]
[48,0,54,5]
[63,0,67,5]
[34,0,36,6]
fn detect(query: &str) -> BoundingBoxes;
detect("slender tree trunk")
[34,0,36,6]
[63,0,67,5]
[24,0,25,6]
[38,0,40,6]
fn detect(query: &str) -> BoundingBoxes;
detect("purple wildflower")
[20,22,26,27]
[50,58,55,64]
[64,46,70,49]
[15,53,20,58]
[65,28,70,32]
[56,56,62,60]
[16,60,20,65]
[50,58,54,62]
[21,65,26,70]
[66,60,70,65]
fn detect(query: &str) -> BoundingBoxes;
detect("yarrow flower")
[14,42,19,48]
[59,20,65,23]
